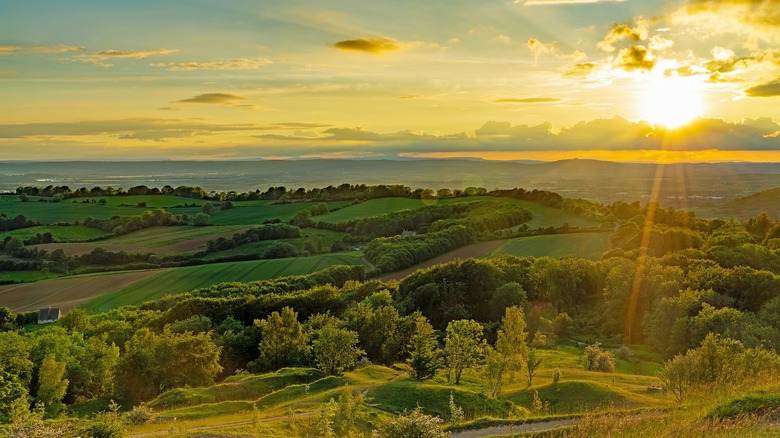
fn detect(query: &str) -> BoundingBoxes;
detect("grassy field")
[0,270,62,284]
[85,252,365,311]
[1,224,108,242]
[0,195,164,224]
[100,224,247,248]
[317,198,470,223]
[200,228,348,261]
[487,232,611,260]
[76,195,207,207]
[206,201,352,225]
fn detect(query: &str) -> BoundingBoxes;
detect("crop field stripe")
[271,258,296,278]
[307,256,326,274]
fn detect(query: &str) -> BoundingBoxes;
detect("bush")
[553,368,562,383]
[263,242,298,259]
[584,343,615,372]
[123,404,155,425]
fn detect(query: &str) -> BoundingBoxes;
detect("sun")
[639,73,705,129]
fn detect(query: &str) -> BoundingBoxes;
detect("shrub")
[123,404,155,425]
[552,368,562,383]
[584,343,615,372]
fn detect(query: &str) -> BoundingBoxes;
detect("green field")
[102,224,246,248]
[85,252,365,311]
[487,232,610,260]
[201,228,348,261]
[0,270,61,283]
[206,201,352,225]
[0,224,108,242]
[77,194,206,207]
[317,196,601,229]
[0,195,171,224]
[317,198,470,223]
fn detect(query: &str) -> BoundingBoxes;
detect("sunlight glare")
[639,73,704,129]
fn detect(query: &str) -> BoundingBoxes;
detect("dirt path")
[451,418,578,437]
[380,240,505,282]
[0,270,158,312]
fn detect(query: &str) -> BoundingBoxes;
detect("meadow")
[85,252,365,312]
[487,232,611,260]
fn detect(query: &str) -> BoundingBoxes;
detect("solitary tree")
[444,319,484,385]
[36,354,68,417]
[526,348,542,386]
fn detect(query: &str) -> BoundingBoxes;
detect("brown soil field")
[380,240,504,282]
[0,270,158,313]
[32,227,249,256]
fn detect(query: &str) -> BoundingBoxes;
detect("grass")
[487,232,610,260]
[76,195,206,207]
[200,229,348,261]
[504,380,662,415]
[367,379,514,419]
[0,270,62,283]
[102,224,246,248]
[0,195,167,224]
[84,253,364,311]
[707,390,780,419]
[317,198,471,224]
[207,201,352,225]
[150,368,325,410]
[1,224,108,242]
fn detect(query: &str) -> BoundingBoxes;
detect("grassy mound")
[708,390,780,419]
[505,380,655,414]
[367,379,514,419]
[149,368,324,409]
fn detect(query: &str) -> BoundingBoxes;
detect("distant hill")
[719,188,780,220]
[3,159,780,206]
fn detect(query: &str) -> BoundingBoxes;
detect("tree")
[36,354,68,417]
[0,331,34,387]
[444,319,484,385]
[193,213,210,226]
[484,306,528,397]
[255,307,309,371]
[0,370,28,424]
[583,343,615,372]
[19,193,29,202]
[373,406,451,438]
[201,202,214,214]
[407,315,441,381]
[59,307,90,333]
[312,326,364,375]
[526,348,542,386]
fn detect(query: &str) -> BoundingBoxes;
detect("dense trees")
[445,319,484,385]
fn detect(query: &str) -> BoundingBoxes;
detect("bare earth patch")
[0,270,158,313]
[380,240,504,282]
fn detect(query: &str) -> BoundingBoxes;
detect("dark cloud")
[178,93,247,104]
[495,97,562,103]
[745,79,780,97]
[617,45,655,71]
[333,38,400,53]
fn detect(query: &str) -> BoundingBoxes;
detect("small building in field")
[37,307,61,324]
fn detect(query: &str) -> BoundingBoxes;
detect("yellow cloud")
[178,93,248,104]
[333,38,401,53]
[0,45,85,55]
[74,48,178,67]
[162,58,272,71]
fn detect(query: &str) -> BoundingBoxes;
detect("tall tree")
[312,326,364,375]
[407,315,441,381]
[256,307,309,371]
[526,348,543,386]
[444,319,484,385]
[36,354,68,417]
[484,306,528,397]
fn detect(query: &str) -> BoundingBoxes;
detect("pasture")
[487,232,610,260]
[86,252,365,312]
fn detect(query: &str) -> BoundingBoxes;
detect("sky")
[0,0,778,161]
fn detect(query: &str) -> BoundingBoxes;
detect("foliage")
[253,307,310,371]
[36,354,69,417]
[372,406,451,438]
[445,319,484,385]
[484,306,527,397]
[526,348,543,386]
[312,326,364,375]
[583,343,615,372]
[407,315,442,381]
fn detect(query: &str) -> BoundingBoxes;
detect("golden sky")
[0,0,778,161]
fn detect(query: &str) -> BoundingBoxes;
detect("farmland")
[487,232,611,260]
[85,252,365,312]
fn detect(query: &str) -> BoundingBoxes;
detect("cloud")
[333,38,401,53]
[527,38,586,62]
[493,35,512,44]
[745,79,780,97]
[159,58,272,71]
[495,97,562,103]
[519,0,626,4]
[74,48,177,67]
[564,62,599,77]
[177,93,248,104]
[597,22,648,52]
[0,45,85,55]
[617,45,655,71]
